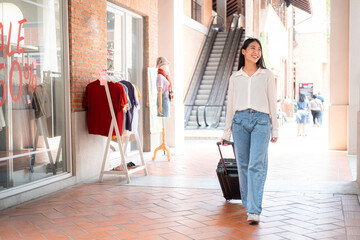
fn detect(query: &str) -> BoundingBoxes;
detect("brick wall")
[68,0,158,111]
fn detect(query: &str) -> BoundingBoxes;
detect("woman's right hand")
[158,106,163,115]
[220,138,228,145]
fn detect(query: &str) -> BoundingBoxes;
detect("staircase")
[186,32,228,128]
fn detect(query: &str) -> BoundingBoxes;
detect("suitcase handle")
[216,141,236,175]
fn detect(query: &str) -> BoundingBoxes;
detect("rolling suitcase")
[216,141,241,200]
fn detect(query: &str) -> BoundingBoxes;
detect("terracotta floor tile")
[72,232,112,240]
[42,233,73,239]
[161,232,193,240]
[59,226,87,236]
[110,230,138,239]
[170,225,203,235]
[137,228,173,237]
[191,230,228,239]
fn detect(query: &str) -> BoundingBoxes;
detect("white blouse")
[222,67,278,140]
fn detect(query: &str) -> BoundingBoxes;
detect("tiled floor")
[0,185,359,239]
[0,119,360,239]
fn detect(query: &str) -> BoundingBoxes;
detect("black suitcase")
[216,141,241,200]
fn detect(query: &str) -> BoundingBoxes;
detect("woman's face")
[242,41,262,65]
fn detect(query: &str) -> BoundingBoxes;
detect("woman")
[221,38,278,224]
[310,94,322,127]
[296,94,310,135]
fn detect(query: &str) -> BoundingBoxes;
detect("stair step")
[199,85,212,90]
[205,67,217,72]
[195,99,207,105]
[198,89,211,95]
[201,80,213,85]
[203,76,214,80]
[196,95,209,100]
[204,70,216,75]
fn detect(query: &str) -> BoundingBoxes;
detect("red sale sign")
[0,18,38,107]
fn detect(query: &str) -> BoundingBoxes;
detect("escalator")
[184,15,225,128]
[184,15,241,129]
[204,27,244,129]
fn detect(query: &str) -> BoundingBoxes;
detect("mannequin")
[152,57,173,161]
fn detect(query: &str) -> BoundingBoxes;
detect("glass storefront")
[0,0,68,191]
[107,3,143,150]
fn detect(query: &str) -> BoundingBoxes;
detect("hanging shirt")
[134,84,141,99]
[84,80,128,137]
[120,81,138,132]
[223,67,278,140]
[131,84,140,133]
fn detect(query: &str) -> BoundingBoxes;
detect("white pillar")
[328,0,349,150]
[245,0,254,37]
[158,0,184,150]
[349,0,360,155]
[349,0,360,185]
[217,0,227,29]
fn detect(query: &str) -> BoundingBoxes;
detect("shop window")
[0,1,68,191]
[191,0,202,23]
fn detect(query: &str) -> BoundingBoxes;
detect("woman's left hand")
[271,137,278,143]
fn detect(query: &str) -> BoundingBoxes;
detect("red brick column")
[68,0,107,111]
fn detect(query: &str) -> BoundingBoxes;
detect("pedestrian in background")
[317,92,325,125]
[296,94,310,136]
[221,38,278,224]
[310,94,323,127]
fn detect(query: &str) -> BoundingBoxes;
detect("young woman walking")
[221,38,278,224]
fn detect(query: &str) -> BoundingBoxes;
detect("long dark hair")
[237,38,266,71]
[299,94,306,102]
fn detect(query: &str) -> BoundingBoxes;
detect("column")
[349,0,360,186]
[328,0,349,150]
[158,0,184,149]
[349,0,360,155]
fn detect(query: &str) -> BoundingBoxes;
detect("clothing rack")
[99,82,147,183]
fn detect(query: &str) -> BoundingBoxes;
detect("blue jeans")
[232,109,271,214]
